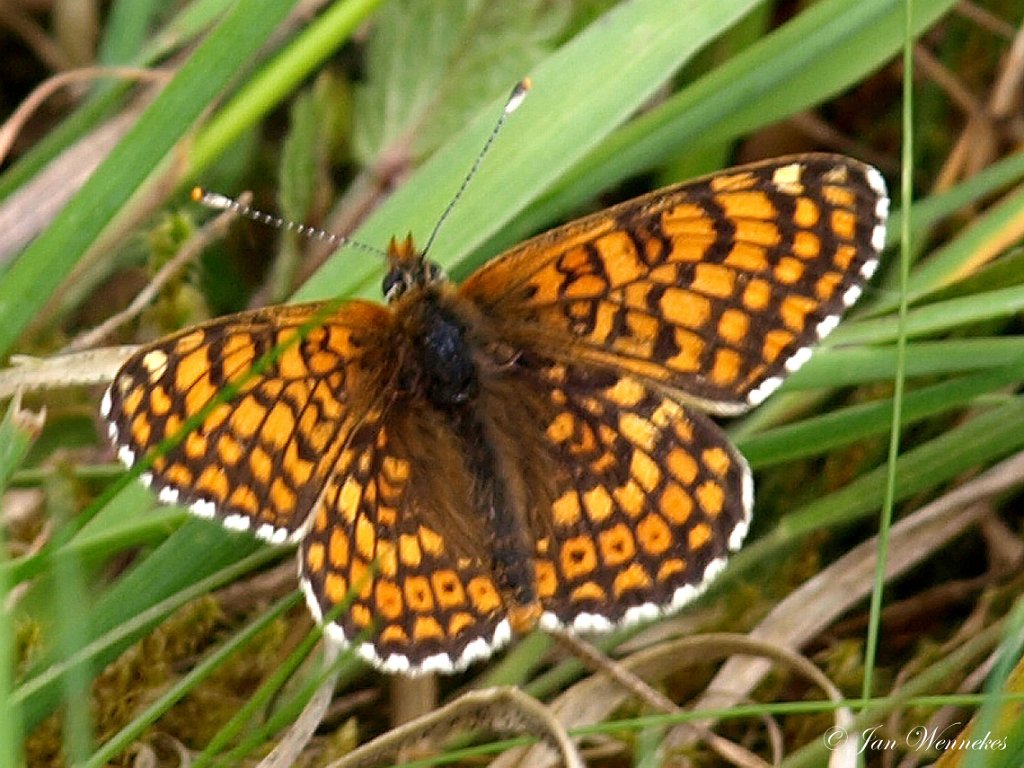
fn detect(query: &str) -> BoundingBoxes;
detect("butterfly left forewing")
[461,153,888,414]
[103,301,394,542]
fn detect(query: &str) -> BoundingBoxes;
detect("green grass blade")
[293,0,768,303]
[0,0,299,358]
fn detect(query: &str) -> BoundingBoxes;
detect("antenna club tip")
[505,78,531,114]
[190,186,205,202]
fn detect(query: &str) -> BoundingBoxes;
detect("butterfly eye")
[382,268,412,302]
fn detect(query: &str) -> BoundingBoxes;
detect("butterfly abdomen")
[401,289,541,631]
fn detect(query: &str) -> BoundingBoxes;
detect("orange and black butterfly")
[102,90,888,675]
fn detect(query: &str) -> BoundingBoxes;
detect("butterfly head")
[382,234,448,302]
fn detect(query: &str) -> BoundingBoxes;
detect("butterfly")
[102,150,888,675]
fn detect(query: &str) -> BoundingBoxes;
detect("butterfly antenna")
[421,77,531,258]
[190,188,390,259]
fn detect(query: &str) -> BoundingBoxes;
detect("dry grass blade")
[669,450,1024,751]
[326,686,583,768]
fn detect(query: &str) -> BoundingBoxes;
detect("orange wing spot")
[630,449,661,492]
[834,243,857,270]
[129,414,152,447]
[605,377,646,409]
[418,526,444,557]
[122,385,145,417]
[564,274,607,300]
[175,348,210,394]
[668,232,715,263]
[710,171,756,192]
[613,480,646,518]
[270,477,296,513]
[657,558,686,582]
[351,603,373,629]
[693,263,736,298]
[466,576,502,614]
[509,602,542,633]
[204,403,231,433]
[716,190,776,218]
[448,612,476,636]
[329,528,350,568]
[228,485,258,515]
[666,328,705,374]
[598,523,636,566]
[197,466,228,500]
[702,447,732,477]
[376,538,398,578]
[595,231,643,287]
[660,483,694,525]
[613,563,652,597]
[165,463,194,489]
[216,434,243,466]
[666,448,698,485]
[734,218,781,247]
[338,477,362,524]
[354,516,376,561]
[411,618,444,643]
[560,536,599,580]
[324,573,348,604]
[589,302,618,345]
[350,559,373,599]
[183,375,217,420]
[823,184,856,208]
[619,413,657,450]
[660,287,711,329]
[230,397,267,440]
[830,208,857,240]
[431,570,466,609]
[398,534,422,567]
[570,581,607,603]
[763,329,794,363]
[276,341,310,379]
[794,196,820,227]
[651,398,681,428]
[381,455,410,483]
[688,523,713,551]
[306,542,325,573]
[724,242,769,273]
[174,330,206,356]
[710,348,742,386]
[774,257,805,285]
[405,576,434,612]
[552,491,582,527]
[284,443,314,487]
[717,309,750,345]
[662,209,715,239]
[649,264,678,284]
[546,412,575,443]
[263,403,296,450]
[742,279,772,311]
[637,512,673,555]
[816,272,842,301]
[696,480,725,517]
[375,581,404,620]
[780,295,817,333]
[535,560,557,598]
[148,386,172,416]
[380,625,409,644]
[248,446,272,486]
[582,485,614,523]
[308,351,338,376]
[793,230,821,259]
[624,310,659,345]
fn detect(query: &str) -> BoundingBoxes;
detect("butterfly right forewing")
[461,154,888,415]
